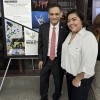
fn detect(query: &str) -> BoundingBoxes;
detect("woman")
[91,13,100,100]
[61,10,98,100]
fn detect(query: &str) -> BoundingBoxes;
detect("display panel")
[2,0,50,58]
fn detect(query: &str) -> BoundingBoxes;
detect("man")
[38,3,68,100]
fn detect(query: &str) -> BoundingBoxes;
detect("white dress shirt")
[61,28,98,78]
[47,22,59,57]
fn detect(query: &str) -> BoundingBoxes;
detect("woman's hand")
[72,72,84,87]
[72,78,80,87]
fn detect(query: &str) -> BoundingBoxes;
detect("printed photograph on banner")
[5,19,25,56]
[32,11,49,28]
[32,0,50,11]
[7,42,25,56]
[5,19,23,39]
[24,27,38,55]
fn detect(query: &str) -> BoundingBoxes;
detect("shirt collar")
[50,22,59,29]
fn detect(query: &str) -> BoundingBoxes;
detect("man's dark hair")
[48,3,61,12]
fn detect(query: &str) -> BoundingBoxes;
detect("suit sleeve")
[38,25,43,61]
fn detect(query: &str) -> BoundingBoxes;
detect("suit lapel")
[45,23,50,51]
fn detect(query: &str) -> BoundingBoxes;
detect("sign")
[2,0,50,58]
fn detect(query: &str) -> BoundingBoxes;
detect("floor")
[0,75,95,100]
[0,76,68,100]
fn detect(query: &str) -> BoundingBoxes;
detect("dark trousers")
[40,57,64,100]
[66,73,93,100]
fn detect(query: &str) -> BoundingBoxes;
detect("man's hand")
[38,61,43,70]
[72,78,80,87]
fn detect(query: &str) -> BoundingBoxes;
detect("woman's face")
[67,13,82,33]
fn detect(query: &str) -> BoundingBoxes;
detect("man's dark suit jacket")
[38,22,68,66]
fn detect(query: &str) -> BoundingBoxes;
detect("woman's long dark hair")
[92,13,100,42]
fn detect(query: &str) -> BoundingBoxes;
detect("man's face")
[48,7,61,26]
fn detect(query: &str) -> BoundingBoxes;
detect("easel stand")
[0,58,36,91]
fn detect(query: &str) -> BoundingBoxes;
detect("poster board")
[1,0,50,58]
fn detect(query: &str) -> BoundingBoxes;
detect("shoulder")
[82,30,97,44]
[84,30,95,39]
[59,22,66,27]
[80,28,95,39]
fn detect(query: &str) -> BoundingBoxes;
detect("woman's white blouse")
[61,28,98,78]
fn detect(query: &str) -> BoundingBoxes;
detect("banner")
[2,0,50,57]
